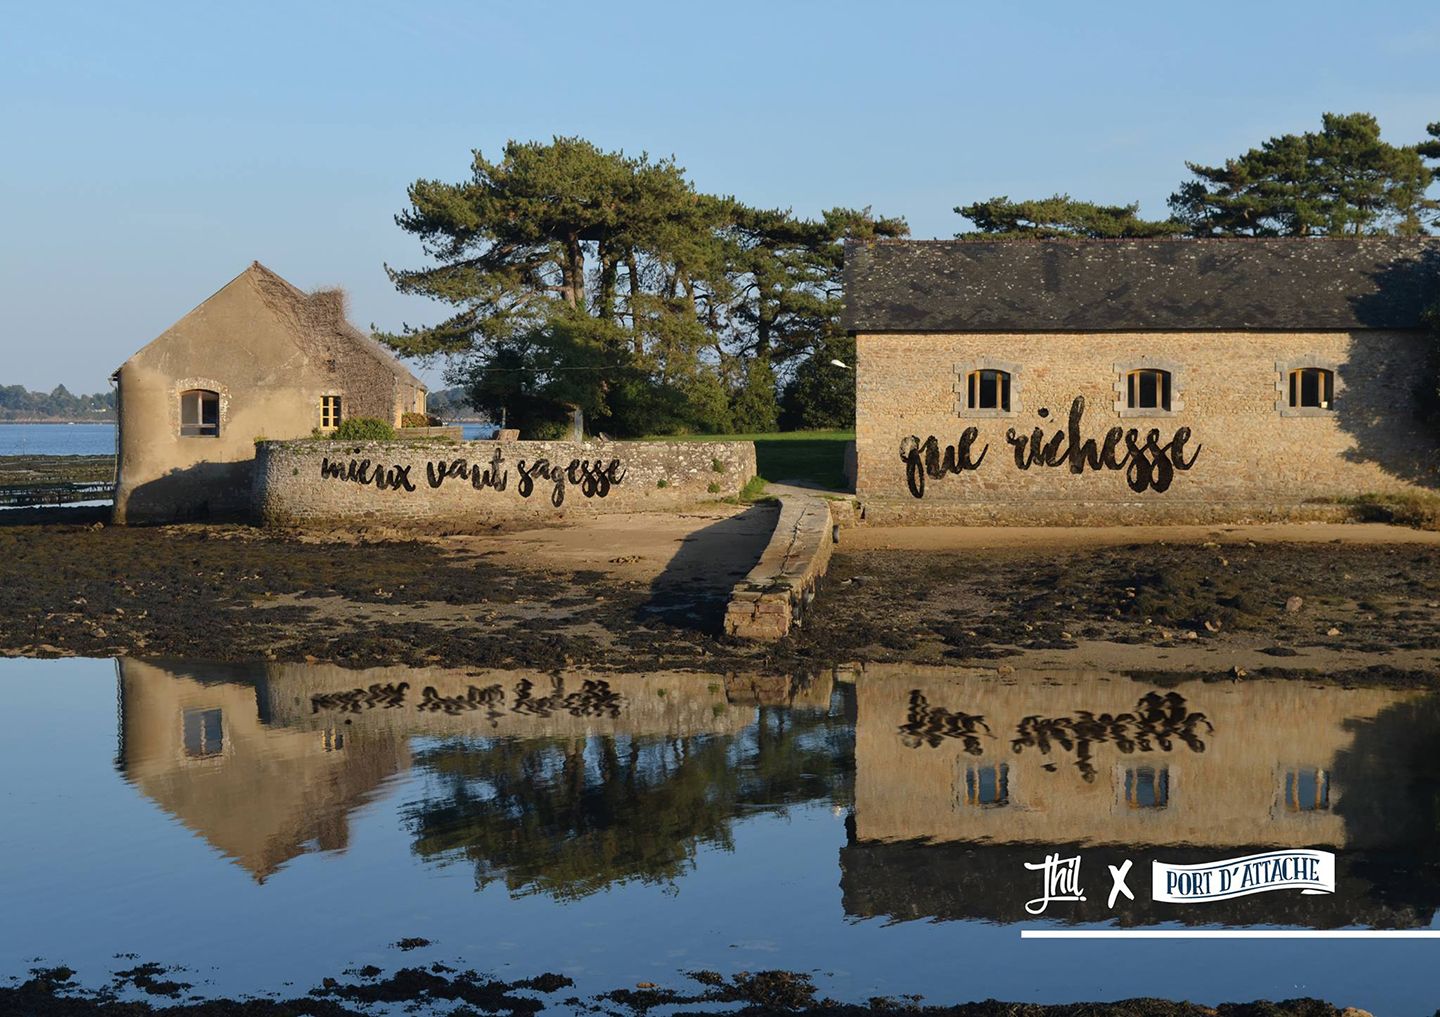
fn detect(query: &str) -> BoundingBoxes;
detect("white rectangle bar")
[1022,930,1440,939]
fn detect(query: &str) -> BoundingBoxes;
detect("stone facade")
[846,238,1440,524]
[113,263,426,524]
[856,330,1436,523]
[253,438,756,527]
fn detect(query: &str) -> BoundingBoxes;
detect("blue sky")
[2,0,1437,393]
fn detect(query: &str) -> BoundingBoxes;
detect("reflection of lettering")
[512,676,624,719]
[1011,691,1212,783]
[418,683,506,718]
[897,690,991,752]
[900,395,1202,498]
[307,677,625,721]
[897,690,1212,784]
[310,682,409,714]
[320,450,625,508]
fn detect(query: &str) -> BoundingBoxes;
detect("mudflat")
[3,515,1439,681]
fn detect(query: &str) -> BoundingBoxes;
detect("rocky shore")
[3,520,1439,682]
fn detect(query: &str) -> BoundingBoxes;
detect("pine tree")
[1169,113,1435,236]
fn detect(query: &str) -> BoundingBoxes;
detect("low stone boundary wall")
[253,438,756,527]
[723,489,837,641]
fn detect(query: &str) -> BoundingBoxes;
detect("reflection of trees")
[403,693,854,900]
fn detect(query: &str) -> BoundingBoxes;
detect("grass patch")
[1326,493,1440,530]
[643,430,853,491]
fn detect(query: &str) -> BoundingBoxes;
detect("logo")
[1023,853,1086,914]
[1024,853,1135,915]
[1152,850,1335,903]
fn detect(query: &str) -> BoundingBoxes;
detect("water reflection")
[114,658,1440,929]
[844,665,1440,927]
[116,659,852,892]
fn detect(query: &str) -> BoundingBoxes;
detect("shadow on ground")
[639,502,779,634]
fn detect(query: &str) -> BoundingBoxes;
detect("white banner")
[1152,850,1335,903]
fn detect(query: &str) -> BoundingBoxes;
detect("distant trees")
[0,384,114,421]
[955,195,1186,238]
[379,137,904,437]
[955,113,1439,242]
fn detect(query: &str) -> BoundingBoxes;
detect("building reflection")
[115,658,849,893]
[117,658,1440,927]
[841,665,1440,927]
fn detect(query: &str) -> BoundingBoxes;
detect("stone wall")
[855,329,1438,524]
[253,438,757,527]
[724,491,836,641]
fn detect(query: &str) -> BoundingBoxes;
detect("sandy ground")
[441,505,777,584]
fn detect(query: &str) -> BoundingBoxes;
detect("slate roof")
[843,238,1440,332]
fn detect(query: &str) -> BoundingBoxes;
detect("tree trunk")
[625,249,643,356]
[597,241,618,323]
[563,234,585,309]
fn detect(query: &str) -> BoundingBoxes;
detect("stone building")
[844,238,1440,523]
[112,262,426,523]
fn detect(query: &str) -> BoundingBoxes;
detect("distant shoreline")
[0,418,116,425]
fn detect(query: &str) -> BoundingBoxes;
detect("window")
[1114,359,1184,417]
[1283,768,1330,812]
[967,369,1011,412]
[1276,356,1341,416]
[1123,766,1169,809]
[1126,369,1172,412]
[962,762,1009,806]
[954,359,1021,416]
[182,708,224,758]
[1288,368,1334,410]
[320,395,343,430]
[179,389,220,437]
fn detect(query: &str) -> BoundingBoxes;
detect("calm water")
[1,658,1437,1012]
[0,421,490,455]
[0,422,116,455]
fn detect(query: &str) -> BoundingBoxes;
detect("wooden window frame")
[1276,357,1341,417]
[179,389,221,438]
[954,359,1022,418]
[320,394,343,431]
[1114,358,1185,418]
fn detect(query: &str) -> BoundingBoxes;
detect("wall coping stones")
[723,486,837,641]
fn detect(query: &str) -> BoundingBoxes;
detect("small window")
[320,395,343,430]
[182,708,224,758]
[1288,368,1334,410]
[1123,766,1169,809]
[966,369,1011,412]
[962,762,1009,806]
[179,389,220,437]
[1283,768,1330,812]
[1126,369,1171,412]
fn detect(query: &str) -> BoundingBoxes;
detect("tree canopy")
[379,136,904,437]
[955,194,1187,238]
[1168,112,1436,237]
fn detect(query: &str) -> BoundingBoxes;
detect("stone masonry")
[253,438,756,527]
[855,329,1437,524]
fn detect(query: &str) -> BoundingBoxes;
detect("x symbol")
[1107,859,1135,909]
